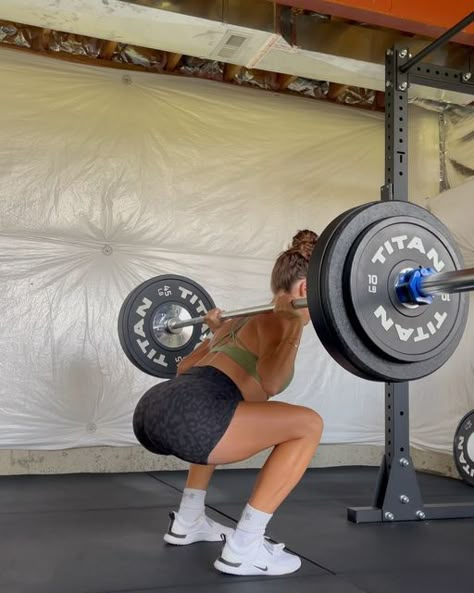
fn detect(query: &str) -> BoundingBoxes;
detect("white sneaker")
[163,511,234,545]
[214,533,302,576]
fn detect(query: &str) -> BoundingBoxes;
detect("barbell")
[118,200,472,382]
[159,267,473,333]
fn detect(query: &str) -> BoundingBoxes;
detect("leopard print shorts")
[133,366,243,465]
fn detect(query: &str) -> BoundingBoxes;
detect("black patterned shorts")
[132,366,244,465]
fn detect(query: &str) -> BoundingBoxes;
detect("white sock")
[231,503,273,548]
[177,488,206,524]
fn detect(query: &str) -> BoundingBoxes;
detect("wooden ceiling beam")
[375,90,385,109]
[37,28,51,51]
[0,20,385,113]
[327,82,349,100]
[165,52,182,72]
[100,40,118,60]
[276,73,297,90]
[223,63,242,82]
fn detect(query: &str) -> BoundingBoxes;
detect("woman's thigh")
[208,401,323,465]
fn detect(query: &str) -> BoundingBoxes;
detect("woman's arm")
[256,311,303,397]
[175,307,225,375]
[176,338,211,375]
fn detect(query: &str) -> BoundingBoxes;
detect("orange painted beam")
[275,0,474,45]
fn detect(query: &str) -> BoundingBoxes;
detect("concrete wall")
[0,445,460,480]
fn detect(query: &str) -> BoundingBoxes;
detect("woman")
[133,230,324,576]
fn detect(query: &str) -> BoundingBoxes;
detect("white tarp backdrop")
[0,48,472,453]
[444,106,474,190]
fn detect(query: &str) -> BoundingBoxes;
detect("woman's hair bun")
[290,229,318,260]
[291,229,318,248]
[273,229,319,293]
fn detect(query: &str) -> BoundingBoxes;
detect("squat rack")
[348,11,474,523]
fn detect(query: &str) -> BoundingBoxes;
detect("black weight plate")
[310,202,402,381]
[347,216,462,363]
[307,203,377,381]
[453,410,474,486]
[118,274,215,378]
[308,201,469,382]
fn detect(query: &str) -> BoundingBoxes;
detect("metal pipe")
[399,11,474,73]
[166,298,308,332]
[420,268,474,295]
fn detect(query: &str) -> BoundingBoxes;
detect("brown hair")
[271,229,319,293]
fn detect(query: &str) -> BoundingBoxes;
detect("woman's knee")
[297,406,324,440]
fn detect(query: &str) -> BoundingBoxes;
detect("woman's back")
[196,309,296,401]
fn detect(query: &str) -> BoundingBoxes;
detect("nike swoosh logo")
[254,565,268,572]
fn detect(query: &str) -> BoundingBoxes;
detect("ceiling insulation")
[0,0,472,106]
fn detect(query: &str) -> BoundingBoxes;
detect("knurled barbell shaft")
[167,298,308,332]
[419,268,474,295]
[166,267,474,333]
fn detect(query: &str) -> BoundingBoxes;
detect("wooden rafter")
[223,63,242,82]
[276,73,297,90]
[327,83,349,100]
[165,52,182,72]
[100,40,118,60]
[375,91,385,110]
[30,27,52,52]
[0,19,386,113]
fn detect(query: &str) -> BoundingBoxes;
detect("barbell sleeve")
[396,266,474,306]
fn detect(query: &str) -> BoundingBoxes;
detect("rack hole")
[400,447,405,452]
[400,411,405,416]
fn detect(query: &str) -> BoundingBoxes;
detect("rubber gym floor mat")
[1,469,472,593]
[153,465,474,506]
[0,472,180,513]
[0,509,330,593]
[206,497,474,574]
[123,574,367,593]
[153,466,380,505]
[156,467,474,593]
[0,473,328,593]
[347,567,474,593]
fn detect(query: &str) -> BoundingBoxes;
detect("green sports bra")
[210,317,294,394]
